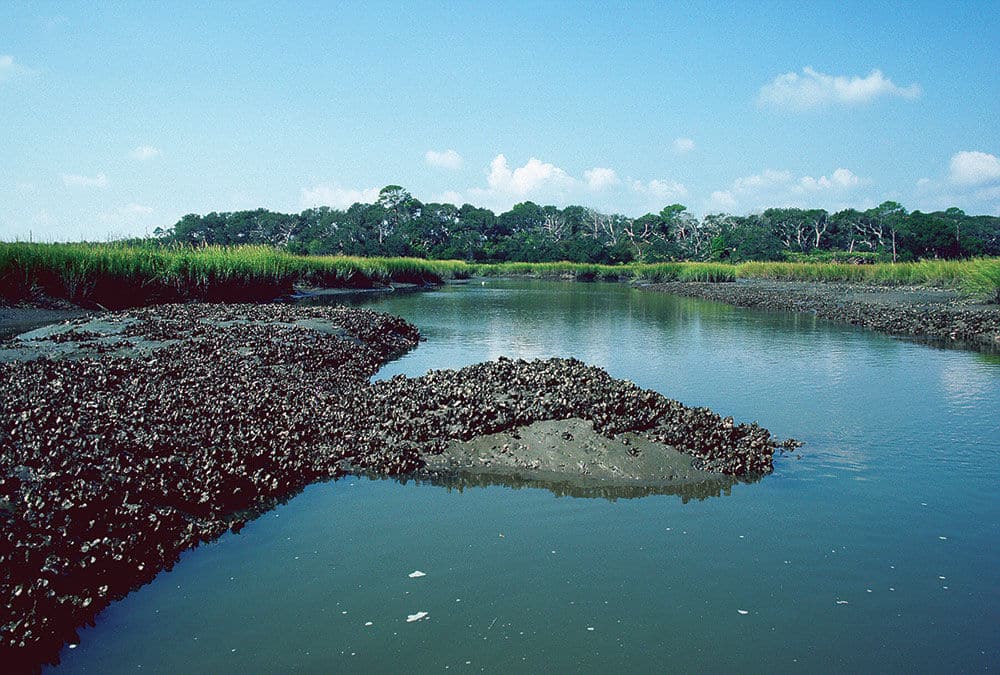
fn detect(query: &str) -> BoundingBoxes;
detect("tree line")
[154,185,1000,263]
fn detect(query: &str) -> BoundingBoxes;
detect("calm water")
[54,281,1000,673]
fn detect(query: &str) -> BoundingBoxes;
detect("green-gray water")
[53,281,1000,672]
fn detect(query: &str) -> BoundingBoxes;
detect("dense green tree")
[158,188,1000,264]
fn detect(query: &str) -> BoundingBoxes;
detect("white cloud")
[63,173,108,188]
[583,167,619,191]
[798,168,861,192]
[673,137,695,154]
[758,67,921,110]
[631,178,688,201]
[444,153,688,214]
[911,153,1000,214]
[707,190,738,212]
[706,167,866,213]
[131,145,160,160]
[466,154,577,210]
[300,182,380,209]
[948,151,1000,186]
[425,149,463,170]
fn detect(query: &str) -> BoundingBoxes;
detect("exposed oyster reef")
[0,303,789,670]
[644,280,1000,349]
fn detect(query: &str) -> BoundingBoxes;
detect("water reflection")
[361,469,748,503]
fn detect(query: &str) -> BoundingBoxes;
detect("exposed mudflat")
[0,307,91,342]
[420,417,740,499]
[428,417,717,483]
[0,303,788,670]
[643,280,1000,349]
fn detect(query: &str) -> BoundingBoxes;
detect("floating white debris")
[69,644,78,649]
[406,611,429,623]
[737,610,749,615]
[587,626,595,631]
[938,576,946,580]
[408,570,426,578]
[365,622,373,627]
[939,536,948,540]
[836,600,849,605]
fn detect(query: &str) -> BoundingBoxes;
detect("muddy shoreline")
[642,279,1000,350]
[0,303,785,671]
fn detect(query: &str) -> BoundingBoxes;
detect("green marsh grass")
[0,243,469,308]
[3,242,998,307]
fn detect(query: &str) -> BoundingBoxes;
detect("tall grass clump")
[472,261,627,281]
[0,243,472,308]
[733,259,990,287]
[960,258,1000,303]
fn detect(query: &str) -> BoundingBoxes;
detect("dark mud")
[0,304,788,671]
[643,280,1000,349]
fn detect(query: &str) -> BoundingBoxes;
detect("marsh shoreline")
[642,279,1000,350]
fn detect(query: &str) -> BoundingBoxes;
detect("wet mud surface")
[644,280,1000,350]
[0,304,788,670]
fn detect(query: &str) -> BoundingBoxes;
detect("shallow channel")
[53,280,1000,672]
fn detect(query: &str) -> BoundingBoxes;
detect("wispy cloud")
[62,173,108,188]
[948,151,1000,186]
[300,182,380,209]
[100,203,154,224]
[440,154,687,214]
[0,55,29,82]
[425,149,463,170]
[673,137,695,154]
[583,167,619,191]
[130,145,160,160]
[758,67,921,110]
[706,167,865,213]
[630,178,688,201]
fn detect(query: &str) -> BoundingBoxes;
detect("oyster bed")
[644,280,1000,349]
[0,303,786,669]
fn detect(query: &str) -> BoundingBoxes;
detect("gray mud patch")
[0,307,91,342]
[424,417,727,489]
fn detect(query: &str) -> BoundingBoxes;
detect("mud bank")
[643,280,1000,349]
[0,304,788,670]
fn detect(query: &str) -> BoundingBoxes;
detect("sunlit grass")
[2,242,998,307]
[0,243,470,307]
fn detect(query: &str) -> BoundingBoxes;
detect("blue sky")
[2,1,999,241]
